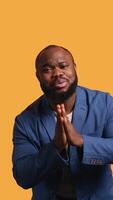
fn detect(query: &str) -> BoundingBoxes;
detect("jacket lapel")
[70,87,88,175]
[72,86,88,134]
[39,97,56,140]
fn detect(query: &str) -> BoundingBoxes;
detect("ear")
[36,71,40,81]
[74,62,76,68]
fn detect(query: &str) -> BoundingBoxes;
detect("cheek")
[40,73,52,83]
[40,74,53,87]
[67,70,76,81]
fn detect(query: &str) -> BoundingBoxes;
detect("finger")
[61,104,65,114]
[56,104,61,115]
[55,104,64,125]
[61,104,68,122]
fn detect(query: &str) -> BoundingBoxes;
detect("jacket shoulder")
[15,95,45,122]
[77,85,113,101]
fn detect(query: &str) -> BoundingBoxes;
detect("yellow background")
[1,0,113,199]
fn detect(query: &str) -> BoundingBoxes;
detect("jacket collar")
[72,86,88,133]
[39,96,56,140]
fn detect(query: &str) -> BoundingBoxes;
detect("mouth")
[53,78,68,90]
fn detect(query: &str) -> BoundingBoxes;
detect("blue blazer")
[13,86,113,200]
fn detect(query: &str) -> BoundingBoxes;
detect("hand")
[60,104,83,148]
[53,104,68,151]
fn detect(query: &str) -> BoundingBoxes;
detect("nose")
[52,67,64,78]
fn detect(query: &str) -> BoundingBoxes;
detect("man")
[12,45,113,200]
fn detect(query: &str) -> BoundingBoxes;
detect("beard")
[40,76,78,104]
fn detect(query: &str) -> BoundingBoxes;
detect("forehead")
[38,47,74,66]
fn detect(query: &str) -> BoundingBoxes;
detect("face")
[36,47,78,104]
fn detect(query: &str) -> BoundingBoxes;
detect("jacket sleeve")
[12,116,68,189]
[82,93,113,165]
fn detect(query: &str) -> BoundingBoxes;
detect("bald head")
[35,45,75,71]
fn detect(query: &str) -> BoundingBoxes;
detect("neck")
[50,93,76,114]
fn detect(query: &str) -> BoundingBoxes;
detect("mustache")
[50,77,68,86]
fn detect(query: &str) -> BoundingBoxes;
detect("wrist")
[52,139,63,152]
[78,136,84,148]
[73,135,84,148]
[52,139,68,153]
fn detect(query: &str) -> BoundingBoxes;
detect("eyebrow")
[42,61,68,67]
[42,63,53,68]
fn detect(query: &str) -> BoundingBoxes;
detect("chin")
[55,87,68,94]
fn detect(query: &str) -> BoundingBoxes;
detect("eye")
[60,63,69,69]
[42,66,53,73]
